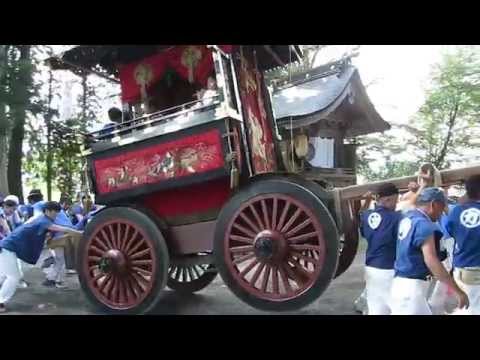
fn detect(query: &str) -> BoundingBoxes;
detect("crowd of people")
[0,189,100,313]
[357,171,480,315]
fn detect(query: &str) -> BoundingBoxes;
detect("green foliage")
[77,74,103,131]
[406,46,480,169]
[0,45,9,135]
[24,45,58,196]
[24,116,85,198]
[23,45,102,198]
[51,118,85,196]
[359,159,419,182]
[265,45,360,85]
[265,45,328,82]
[358,46,480,180]
[76,74,102,190]
[5,45,36,201]
[5,46,36,108]
[357,132,419,181]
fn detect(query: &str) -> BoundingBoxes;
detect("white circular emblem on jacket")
[398,218,412,240]
[460,208,480,229]
[368,212,382,230]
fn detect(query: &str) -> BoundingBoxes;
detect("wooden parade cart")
[269,57,392,277]
[48,45,480,314]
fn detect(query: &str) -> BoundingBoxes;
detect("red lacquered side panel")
[142,178,231,218]
[94,129,225,195]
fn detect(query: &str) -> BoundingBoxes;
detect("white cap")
[4,195,19,205]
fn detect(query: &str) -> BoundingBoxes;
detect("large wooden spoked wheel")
[214,179,339,311]
[167,261,218,294]
[77,207,169,314]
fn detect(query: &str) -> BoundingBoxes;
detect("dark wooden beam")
[47,56,120,84]
[264,45,286,67]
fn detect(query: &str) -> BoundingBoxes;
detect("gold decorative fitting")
[230,167,239,189]
[181,46,202,83]
[134,63,154,102]
[294,134,309,158]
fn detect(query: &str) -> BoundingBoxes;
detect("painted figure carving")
[101,140,221,192]
[247,108,267,162]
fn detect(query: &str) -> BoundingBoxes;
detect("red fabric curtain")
[165,45,214,87]
[118,45,234,104]
[119,52,168,103]
[218,45,234,53]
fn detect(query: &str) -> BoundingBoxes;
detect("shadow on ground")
[4,251,365,315]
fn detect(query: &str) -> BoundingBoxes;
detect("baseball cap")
[28,189,43,197]
[43,201,61,212]
[4,195,19,206]
[417,187,449,213]
[376,183,399,198]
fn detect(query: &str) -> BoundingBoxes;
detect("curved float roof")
[47,45,302,77]
[272,59,390,138]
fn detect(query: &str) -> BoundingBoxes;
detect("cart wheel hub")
[100,249,127,274]
[254,230,287,262]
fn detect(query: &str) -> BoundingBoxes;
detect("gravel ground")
[2,250,366,315]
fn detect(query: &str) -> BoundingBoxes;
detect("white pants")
[0,249,22,304]
[451,269,480,315]
[428,238,455,314]
[428,259,454,315]
[428,280,451,315]
[36,248,53,265]
[37,248,54,278]
[441,237,454,271]
[17,259,24,279]
[365,266,394,315]
[354,288,368,314]
[390,277,432,315]
[37,248,66,283]
[48,248,66,283]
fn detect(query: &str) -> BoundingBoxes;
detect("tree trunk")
[0,134,8,196]
[80,73,88,191]
[435,102,459,169]
[45,70,54,201]
[8,115,25,201]
[81,74,87,122]
[7,45,31,203]
[0,45,9,196]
